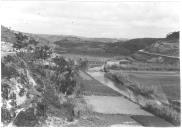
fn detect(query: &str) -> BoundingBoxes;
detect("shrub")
[3,55,15,63]
[52,56,68,72]
[1,108,12,124]
[143,103,180,126]
[1,62,19,79]
[60,102,74,122]
[13,32,28,50]
[19,88,26,97]
[1,83,10,100]
[29,39,39,46]
[129,83,157,99]
[34,46,52,60]
[78,58,88,70]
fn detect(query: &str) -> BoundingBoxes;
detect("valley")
[1,25,180,127]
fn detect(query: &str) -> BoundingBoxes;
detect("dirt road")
[84,96,152,116]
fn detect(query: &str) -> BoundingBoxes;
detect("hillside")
[1,25,179,61]
[1,26,17,43]
[132,32,180,64]
[35,34,124,43]
[1,28,83,126]
[1,25,163,57]
[145,39,179,57]
[54,37,161,57]
[104,38,161,55]
[1,26,50,47]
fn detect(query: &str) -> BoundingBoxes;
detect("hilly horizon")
[1,25,179,59]
[2,25,173,43]
[2,25,127,43]
[1,1,180,127]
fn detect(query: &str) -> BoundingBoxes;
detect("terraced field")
[125,71,180,101]
[77,70,174,126]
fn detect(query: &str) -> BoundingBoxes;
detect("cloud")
[0,1,180,38]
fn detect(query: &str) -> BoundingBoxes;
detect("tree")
[34,46,52,60]
[51,56,77,96]
[29,39,39,46]
[13,32,28,50]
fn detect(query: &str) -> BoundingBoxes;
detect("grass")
[142,102,180,126]
[127,72,180,101]
[105,71,180,125]
[105,72,158,99]
[128,83,157,99]
[107,62,179,71]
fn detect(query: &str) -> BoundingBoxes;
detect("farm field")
[57,53,110,62]
[79,71,120,96]
[125,71,180,101]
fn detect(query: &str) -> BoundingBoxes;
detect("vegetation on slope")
[132,31,180,63]
[1,29,85,126]
[142,102,180,126]
[166,31,179,40]
[105,71,180,126]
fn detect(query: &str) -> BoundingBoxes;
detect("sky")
[0,1,180,38]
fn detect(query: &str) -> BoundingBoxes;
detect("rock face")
[1,54,44,126]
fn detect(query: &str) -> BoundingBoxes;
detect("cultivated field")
[124,71,180,101]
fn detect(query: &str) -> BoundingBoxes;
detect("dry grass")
[142,102,180,126]
[129,83,157,99]
[105,71,180,125]
[107,62,179,71]
[105,72,157,98]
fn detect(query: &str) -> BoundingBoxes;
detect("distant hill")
[104,38,161,55]
[1,25,179,60]
[1,25,126,50]
[36,34,124,43]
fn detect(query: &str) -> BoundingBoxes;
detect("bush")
[60,102,74,122]
[78,58,88,70]
[1,62,19,79]
[1,108,12,124]
[128,83,157,99]
[143,103,180,126]
[29,39,39,46]
[1,83,10,100]
[13,32,28,50]
[34,46,52,60]
[3,55,15,63]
